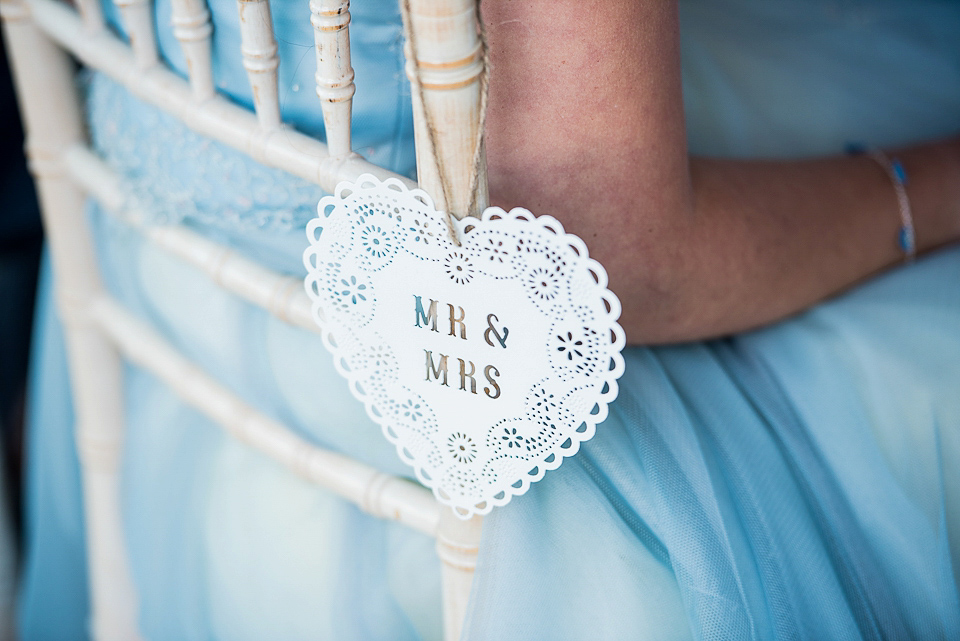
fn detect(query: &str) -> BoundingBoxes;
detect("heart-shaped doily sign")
[304,175,625,517]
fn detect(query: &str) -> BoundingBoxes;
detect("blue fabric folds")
[466,249,960,639]
[18,0,960,639]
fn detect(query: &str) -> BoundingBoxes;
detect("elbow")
[488,169,705,346]
[605,230,709,346]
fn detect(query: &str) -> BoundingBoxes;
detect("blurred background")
[0,27,43,641]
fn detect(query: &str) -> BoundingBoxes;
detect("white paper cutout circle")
[304,175,625,517]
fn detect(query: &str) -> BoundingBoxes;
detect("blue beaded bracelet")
[847,143,916,261]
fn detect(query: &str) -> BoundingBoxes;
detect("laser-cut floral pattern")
[304,175,625,517]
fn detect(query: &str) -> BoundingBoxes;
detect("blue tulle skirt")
[466,248,960,639]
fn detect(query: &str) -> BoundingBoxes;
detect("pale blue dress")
[18,0,960,640]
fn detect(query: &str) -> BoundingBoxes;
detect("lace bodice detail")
[87,75,326,233]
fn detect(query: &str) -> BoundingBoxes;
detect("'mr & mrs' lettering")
[414,295,506,399]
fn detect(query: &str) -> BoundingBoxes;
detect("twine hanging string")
[400,0,490,246]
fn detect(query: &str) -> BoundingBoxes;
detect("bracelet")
[847,143,917,262]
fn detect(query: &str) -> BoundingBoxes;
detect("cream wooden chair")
[1,0,485,638]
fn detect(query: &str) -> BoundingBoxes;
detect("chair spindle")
[171,0,215,100]
[401,3,489,637]
[75,0,106,32]
[404,0,488,218]
[310,0,355,158]
[400,0,487,641]
[235,0,281,130]
[114,0,159,69]
[436,510,483,641]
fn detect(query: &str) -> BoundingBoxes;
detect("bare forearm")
[668,138,960,342]
[493,136,960,345]
[482,0,960,344]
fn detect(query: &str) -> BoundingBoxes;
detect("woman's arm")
[482,0,960,344]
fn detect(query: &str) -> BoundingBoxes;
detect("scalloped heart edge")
[304,174,627,518]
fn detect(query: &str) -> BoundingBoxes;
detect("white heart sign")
[304,175,625,517]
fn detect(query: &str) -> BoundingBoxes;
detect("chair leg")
[0,2,142,639]
[437,509,483,641]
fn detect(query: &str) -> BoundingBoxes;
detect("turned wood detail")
[403,0,488,219]
[235,0,281,129]
[171,0,215,100]
[113,0,159,69]
[311,0,356,158]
